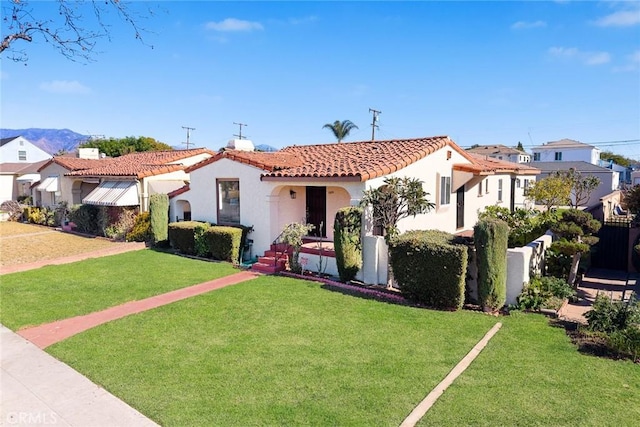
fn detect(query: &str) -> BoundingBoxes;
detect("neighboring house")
[173,137,540,263]
[632,169,640,186]
[0,136,52,164]
[598,159,631,187]
[35,156,110,208]
[531,161,619,208]
[64,149,214,211]
[466,144,531,163]
[531,139,600,164]
[0,160,50,203]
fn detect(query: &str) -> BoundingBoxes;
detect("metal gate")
[591,218,631,271]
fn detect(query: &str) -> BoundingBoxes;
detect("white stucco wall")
[0,137,52,163]
[0,175,16,203]
[505,233,553,306]
[532,146,600,164]
[185,158,276,255]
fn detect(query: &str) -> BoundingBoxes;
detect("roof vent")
[226,139,255,152]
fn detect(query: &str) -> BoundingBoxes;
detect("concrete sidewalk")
[0,325,158,426]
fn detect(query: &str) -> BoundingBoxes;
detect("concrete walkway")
[18,271,260,349]
[557,268,640,324]
[1,325,159,426]
[0,241,147,275]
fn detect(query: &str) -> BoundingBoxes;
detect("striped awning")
[36,176,59,192]
[16,173,40,182]
[82,181,139,207]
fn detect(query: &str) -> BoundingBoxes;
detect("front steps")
[251,244,291,274]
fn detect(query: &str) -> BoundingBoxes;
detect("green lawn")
[48,276,499,426]
[420,312,640,426]
[0,250,238,330]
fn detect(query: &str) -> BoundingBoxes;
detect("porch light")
[290,189,297,199]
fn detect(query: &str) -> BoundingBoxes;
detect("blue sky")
[2,1,639,159]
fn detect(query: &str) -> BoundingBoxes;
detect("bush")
[68,204,100,235]
[479,206,551,248]
[515,275,575,311]
[585,294,640,334]
[333,207,363,282]
[27,206,55,226]
[194,223,211,257]
[608,326,640,361]
[168,221,209,254]
[103,208,137,240]
[205,226,243,263]
[126,212,152,242]
[474,218,509,312]
[390,230,468,310]
[149,194,169,246]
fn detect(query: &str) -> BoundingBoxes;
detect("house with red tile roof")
[173,137,539,281]
[35,149,214,210]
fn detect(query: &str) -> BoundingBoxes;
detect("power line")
[182,126,195,149]
[369,108,381,141]
[233,122,248,140]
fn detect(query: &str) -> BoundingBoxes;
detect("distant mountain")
[255,144,279,152]
[0,128,88,155]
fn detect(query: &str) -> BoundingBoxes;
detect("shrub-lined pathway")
[18,271,260,349]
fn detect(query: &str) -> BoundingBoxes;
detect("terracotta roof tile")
[65,149,214,179]
[185,150,303,173]
[263,136,466,181]
[168,184,190,198]
[39,156,112,172]
[454,153,540,175]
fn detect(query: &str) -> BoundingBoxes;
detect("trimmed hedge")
[205,226,243,263]
[168,221,210,254]
[390,230,468,310]
[334,207,363,282]
[149,194,169,246]
[474,218,509,312]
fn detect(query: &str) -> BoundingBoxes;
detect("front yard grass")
[0,222,119,267]
[420,312,640,426]
[0,250,238,330]
[47,276,640,426]
[48,276,499,426]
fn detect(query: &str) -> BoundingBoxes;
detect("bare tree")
[1,0,155,63]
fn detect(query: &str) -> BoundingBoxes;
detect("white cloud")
[39,80,91,94]
[548,47,610,66]
[584,52,611,65]
[593,10,640,27]
[613,50,640,72]
[289,16,318,25]
[511,20,547,30]
[205,18,263,32]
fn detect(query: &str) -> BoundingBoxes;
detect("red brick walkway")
[18,271,260,349]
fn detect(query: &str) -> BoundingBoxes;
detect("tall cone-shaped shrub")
[474,218,509,312]
[333,206,363,282]
[149,194,169,246]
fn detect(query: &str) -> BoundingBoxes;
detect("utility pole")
[182,126,195,149]
[369,108,381,141]
[233,122,248,140]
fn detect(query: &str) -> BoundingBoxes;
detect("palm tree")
[323,120,358,142]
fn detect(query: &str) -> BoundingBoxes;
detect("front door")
[456,186,465,229]
[306,186,327,237]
